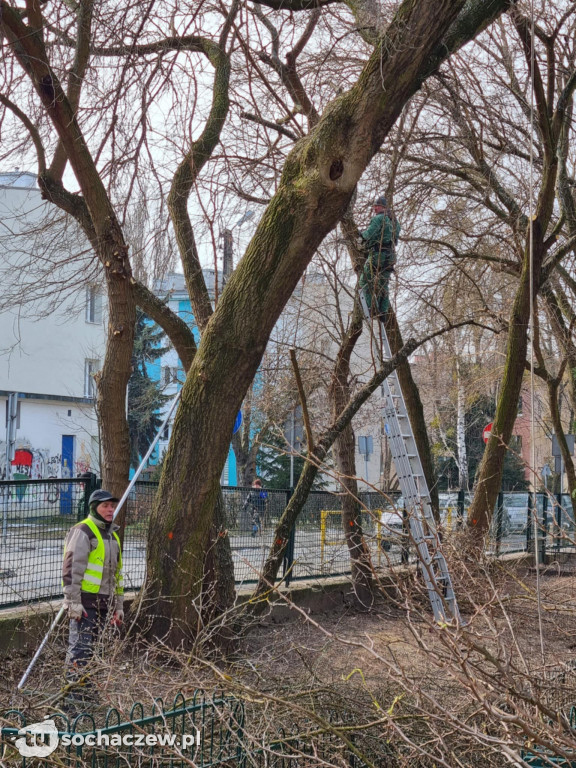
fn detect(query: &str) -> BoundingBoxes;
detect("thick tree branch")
[167,11,236,332]
[131,280,197,373]
[290,348,315,453]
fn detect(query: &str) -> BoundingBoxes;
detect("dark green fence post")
[556,493,562,553]
[79,472,98,521]
[282,489,295,587]
[495,492,504,555]
[526,492,535,553]
[457,489,465,527]
[540,494,548,565]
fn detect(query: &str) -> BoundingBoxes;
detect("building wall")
[0,396,99,479]
[0,174,105,478]
[149,273,237,485]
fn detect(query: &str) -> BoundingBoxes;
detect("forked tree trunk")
[142,0,511,645]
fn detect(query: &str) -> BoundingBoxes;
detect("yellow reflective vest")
[64,517,123,596]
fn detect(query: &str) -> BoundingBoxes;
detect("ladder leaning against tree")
[359,292,462,625]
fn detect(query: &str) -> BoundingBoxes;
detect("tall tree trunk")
[468,240,545,532]
[142,0,511,645]
[385,310,440,521]
[329,301,374,606]
[95,242,136,500]
[1,5,136,498]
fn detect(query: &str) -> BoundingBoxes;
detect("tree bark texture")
[1,4,136,498]
[467,239,546,532]
[329,301,374,605]
[384,310,440,521]
[143,0,511,644]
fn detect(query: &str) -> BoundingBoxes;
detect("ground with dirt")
[2,559,576,766]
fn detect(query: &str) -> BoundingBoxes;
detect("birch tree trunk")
[456,358,469,491]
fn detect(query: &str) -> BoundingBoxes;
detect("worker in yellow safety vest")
[62,489,124,700]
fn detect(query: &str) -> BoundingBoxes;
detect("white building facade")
[0,171,106,480]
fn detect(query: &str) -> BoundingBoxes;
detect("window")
[517,395,523,416]
[84,359,100,398]
[85,285,103,324]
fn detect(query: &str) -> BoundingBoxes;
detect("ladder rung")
[360,293,461,623]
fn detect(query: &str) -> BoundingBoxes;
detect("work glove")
[66,601,86,621]
[111,609,124,626]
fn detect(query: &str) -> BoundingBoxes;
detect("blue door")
[60,435,75,515]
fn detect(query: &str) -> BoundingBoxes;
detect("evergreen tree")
[257,431,328,490]
[128,309,170,469]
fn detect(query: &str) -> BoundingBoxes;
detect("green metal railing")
[1,691,369,767]
[1,691,245,767]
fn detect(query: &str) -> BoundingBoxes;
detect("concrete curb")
[0,572,407,656]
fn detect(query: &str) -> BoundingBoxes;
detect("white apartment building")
[0,171,106,480]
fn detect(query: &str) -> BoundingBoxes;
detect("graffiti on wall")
[0,441,94,480]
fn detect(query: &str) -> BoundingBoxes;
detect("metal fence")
[1,478,575,609]
[0,691,370,767]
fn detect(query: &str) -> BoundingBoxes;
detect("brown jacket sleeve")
[62,526,91,606]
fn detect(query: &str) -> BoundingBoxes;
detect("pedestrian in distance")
[62,489,124,704]
[243,477,268,537]
[359,195,401,317]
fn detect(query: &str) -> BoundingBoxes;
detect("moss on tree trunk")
[143,0,511,644]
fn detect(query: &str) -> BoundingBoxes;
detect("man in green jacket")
[62,489,124,702]
[359,196,401,316]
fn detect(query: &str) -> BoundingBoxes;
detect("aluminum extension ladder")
[360,294,461,624]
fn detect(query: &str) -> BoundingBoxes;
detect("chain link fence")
[1,478,574,609]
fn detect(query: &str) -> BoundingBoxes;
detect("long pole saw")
[17,389,182,691]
